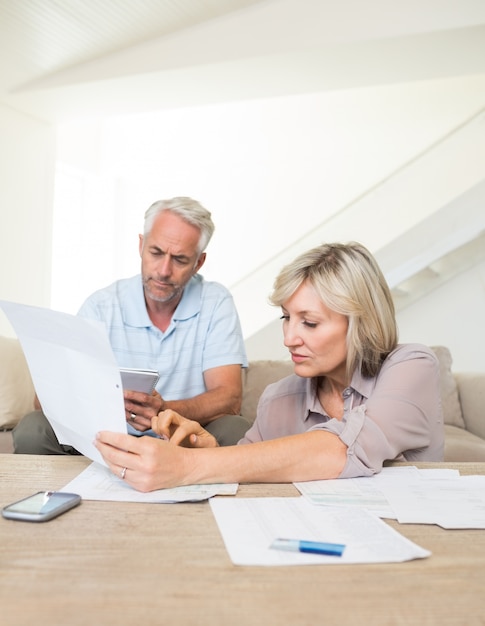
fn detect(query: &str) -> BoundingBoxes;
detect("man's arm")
[162,364,243,424]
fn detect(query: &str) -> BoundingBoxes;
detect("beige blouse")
[239,343,444,478]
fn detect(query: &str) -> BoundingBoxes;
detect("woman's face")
[281,280,349,382]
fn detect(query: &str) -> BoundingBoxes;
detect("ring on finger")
[120,467,127,480]
[130,413,136,422]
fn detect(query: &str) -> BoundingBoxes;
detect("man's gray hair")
[144,197,215,254]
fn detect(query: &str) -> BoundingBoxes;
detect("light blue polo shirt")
[77,274,247,404]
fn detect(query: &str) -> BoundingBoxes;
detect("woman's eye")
[303,321,318,329]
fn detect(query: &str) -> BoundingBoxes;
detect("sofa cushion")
[430,345,465,430]
[241,360,293,422]
[444,424,485,462]
[453,373,485,440]
[0,336,35,429]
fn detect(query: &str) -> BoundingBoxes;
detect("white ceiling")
[1,0,485,122]
[0,0,263,90]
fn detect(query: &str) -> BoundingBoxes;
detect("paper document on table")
[210,497,430,566]
[294,466,417,518]
[61,462,238,503]
[295,466,485,529]
[295,466,461,520]
[378,474,485,529]
[0,300,127,465]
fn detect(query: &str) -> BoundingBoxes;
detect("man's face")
[139,210,206,305]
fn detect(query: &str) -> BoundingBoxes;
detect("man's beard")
[142,276,184,304]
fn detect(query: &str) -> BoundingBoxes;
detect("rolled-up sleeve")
[309,344,444,477]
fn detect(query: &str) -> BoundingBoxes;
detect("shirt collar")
[123,274,203,328]
[172,274,203,321]
[303,367,377,421]
[304,377,323,420]
[349,366,376,400]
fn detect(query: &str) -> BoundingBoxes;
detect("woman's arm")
[94,428,347,493]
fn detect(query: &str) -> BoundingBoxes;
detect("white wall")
[49,74,485,377]
[397,261,485,373]
[0,104,56,336]
[54,75,485,308]
[1,74,484,375]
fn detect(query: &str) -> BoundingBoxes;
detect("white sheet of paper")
[378,474,485,529]
[61,462,238,503]
[294,467,416,518]
[210,497,431,566]
[294,467,462,520]
[0,301,127,465]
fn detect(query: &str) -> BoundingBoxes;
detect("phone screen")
[2,491,81,522]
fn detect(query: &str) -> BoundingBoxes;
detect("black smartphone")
[1,491,81,522]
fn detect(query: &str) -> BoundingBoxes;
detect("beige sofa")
[1,336,485,461]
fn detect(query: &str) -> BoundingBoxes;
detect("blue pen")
[270,538,346,556]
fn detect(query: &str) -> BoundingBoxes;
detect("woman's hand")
[94,430,188,492]
[152,409,218,448]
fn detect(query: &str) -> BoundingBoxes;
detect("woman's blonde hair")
[270,242,398,378]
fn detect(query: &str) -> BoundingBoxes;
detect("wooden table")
[1,456,484,626]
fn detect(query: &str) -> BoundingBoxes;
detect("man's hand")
[124,389,163,431]
[152,409,218,448]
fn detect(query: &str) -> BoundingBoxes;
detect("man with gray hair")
[13,197,250,453]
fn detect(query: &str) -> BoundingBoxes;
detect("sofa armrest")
[0,336,36,429]
[455,373,485,440]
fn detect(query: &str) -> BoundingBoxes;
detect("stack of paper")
[295,466,485,529]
